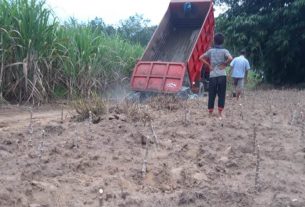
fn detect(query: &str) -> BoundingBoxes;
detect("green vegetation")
[245,70,263,89]
[226,68,262,91]
[0,0,148,104]
[216,0,305,85]
[4,0,302,104]
[90,14,157,47]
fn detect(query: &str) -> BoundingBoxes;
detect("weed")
[72,96,107,122]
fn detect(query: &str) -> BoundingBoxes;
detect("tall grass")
[0,0,143,103]
[57,19,143,98]
[0,0,59,103]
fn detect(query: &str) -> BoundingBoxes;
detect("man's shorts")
[233,78,244,90]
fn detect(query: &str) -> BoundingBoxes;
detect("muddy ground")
[0,89,305,207]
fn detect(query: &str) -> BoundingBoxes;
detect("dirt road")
[0,105,66,131]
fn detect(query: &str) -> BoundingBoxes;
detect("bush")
[216,0,305,85]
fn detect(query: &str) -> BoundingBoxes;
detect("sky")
[45,0,227,25]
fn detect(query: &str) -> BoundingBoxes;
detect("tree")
[216,0,305,84]
[117,14,157,46]
[88,15,156,47]
[89,17,116,36]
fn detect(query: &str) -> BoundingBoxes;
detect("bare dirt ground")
[0,89,305,207]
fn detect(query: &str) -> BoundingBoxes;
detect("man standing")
[199,33,233,117]
[183,2,192,17]
[229,50,251,100]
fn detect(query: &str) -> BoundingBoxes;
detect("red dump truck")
[130,0,214,94]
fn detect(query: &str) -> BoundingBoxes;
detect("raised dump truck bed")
[131,0,214,93]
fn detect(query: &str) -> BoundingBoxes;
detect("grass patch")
[226,68,262,91]
[72,96,107,122]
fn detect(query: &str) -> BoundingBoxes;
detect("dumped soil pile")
[0,90,305,207]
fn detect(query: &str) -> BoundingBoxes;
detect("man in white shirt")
[229,50,250,100]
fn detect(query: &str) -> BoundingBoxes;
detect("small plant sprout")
[149,121,159,150]
[28,107,33,134]
[301,111,305,144]
[290,110,297,125]
[255,144,261,193]
[98,188,104,207]
[253,124,257,153]
[74,125,79,149]
[301,122,305,140]
[88,110,93,139]
[252,123,261,193]
[89,110,93,127]
[183,101,190,126]
[38,129,46,159]
[28,107,33,147]
[142,136,150,177]
[240,103,244,120]
[61,106,64,123]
